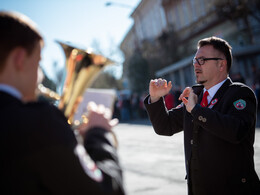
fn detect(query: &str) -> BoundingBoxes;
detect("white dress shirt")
[204,78,227,105]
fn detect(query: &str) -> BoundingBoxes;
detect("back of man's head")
[0,11,43,72]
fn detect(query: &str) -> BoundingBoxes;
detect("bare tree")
[214,0,260,44]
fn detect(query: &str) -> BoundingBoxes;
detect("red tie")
[200,91,209,107]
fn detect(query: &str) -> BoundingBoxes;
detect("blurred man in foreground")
[0,11,124,194]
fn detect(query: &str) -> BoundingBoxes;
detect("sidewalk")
[119,118,151,125]
[114,122,260,195]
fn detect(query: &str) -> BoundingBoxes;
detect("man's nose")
[193,61,200,67]
[193,58,199,66]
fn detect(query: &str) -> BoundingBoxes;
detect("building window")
[167,8,174,25]
[181,0,191,27]
[199,0,206,17]
[190,0,198,21]
[174,5,181,30]
[184,65,194,86]
[173,71,181,87]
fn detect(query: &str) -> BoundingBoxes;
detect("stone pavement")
[113,120,260,195]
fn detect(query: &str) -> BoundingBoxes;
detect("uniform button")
[191,140,193,145]
[198,116,203,121]
[241,178,246,183]
[202,118,207,122]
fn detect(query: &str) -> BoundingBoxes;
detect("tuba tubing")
[39,41,114,125]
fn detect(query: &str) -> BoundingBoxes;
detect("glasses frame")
[193,57,224,66]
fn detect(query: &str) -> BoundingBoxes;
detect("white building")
[121,0,260,90]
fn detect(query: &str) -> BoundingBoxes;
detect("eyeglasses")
[193,57,224,66]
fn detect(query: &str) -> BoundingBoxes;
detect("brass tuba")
[39,41,114,125]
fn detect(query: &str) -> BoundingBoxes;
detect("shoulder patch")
[233,99,246,110]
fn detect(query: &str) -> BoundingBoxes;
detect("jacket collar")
[193,77,232,109]
[207,77,232,109]
[0,91,23,107]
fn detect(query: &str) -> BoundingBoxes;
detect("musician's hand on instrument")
[149,78,172,103]
[77,102,118,137]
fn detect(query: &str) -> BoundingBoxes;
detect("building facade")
[120,0,260,91]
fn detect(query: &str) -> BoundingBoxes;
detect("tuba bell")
[39,40,114,126]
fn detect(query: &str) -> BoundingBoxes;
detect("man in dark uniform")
[144,36,260,195]
[0,11,124,194]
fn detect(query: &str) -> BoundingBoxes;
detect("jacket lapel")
[192,84,204,103]
[207,78,232,109]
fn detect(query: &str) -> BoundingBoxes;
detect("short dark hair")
[0,11,43,72]
[198,36,232,73]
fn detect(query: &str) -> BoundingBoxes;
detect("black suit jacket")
[0,91,124,195]
[144,78,260,195]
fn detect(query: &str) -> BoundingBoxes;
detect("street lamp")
[105,1,133,9]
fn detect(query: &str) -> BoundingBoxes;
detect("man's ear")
[12,47,27,71]
[219,59,227,72]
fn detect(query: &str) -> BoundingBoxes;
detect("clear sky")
[0,0,141,81]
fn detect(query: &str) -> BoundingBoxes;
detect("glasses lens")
[198,58,204,65]
[193,58,202,65]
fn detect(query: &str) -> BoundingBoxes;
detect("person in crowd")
[121,94,131,121]
[231,72,245,83]
[130,93,140,119]
[0,11,124,195]
[252,65,260,111]
[144,36,260,195]
[139,92,148,118]
[164,89,175,110]
[173,86,182,106]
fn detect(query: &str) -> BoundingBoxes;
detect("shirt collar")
[0,84,22,100]
[203,78,227,102]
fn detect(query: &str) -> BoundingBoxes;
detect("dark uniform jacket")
[0,91,124,195]
[144,78,260,195]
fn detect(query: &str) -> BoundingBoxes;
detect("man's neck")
[204,75,228,90]
[204,78,228,102]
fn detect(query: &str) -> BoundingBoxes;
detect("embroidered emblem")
[208,98,218,109]
[211,99,218,105]
[233,99,246,110]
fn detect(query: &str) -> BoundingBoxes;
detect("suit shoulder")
[230,82,253,91]
[25,101,64,117]
[23,102,75,144]
[229,82,256,98]
[20,101,69,131]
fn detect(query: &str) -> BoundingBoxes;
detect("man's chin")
[197,80,206,85]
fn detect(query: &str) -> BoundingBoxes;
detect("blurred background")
[1,1,260,194]
[1,0,260,124]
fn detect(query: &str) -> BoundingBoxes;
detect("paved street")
[113,120,260,195]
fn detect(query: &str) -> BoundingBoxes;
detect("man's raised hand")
[149,78,172,103]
